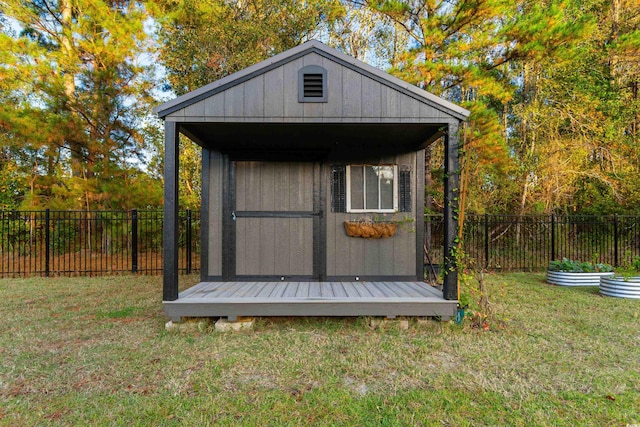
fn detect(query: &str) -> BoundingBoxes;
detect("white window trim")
[346,164,398,213]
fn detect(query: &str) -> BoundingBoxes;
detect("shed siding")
[236,218,313,276]
[264,67,285,117]
[243,74,264,117]
[207,151,224,276]
[165,53,457,123]
[362,76,382,118]
[234,161,314,277]
[325,152,417,278]
[224,84,244,118]
[283,57,305,119]
[205,92,225,118]
[342,67,362,118]
[322,56,344,118]
[235,162,313,211]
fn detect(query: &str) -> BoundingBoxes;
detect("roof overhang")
[178,122,446,160]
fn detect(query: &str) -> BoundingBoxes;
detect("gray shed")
[154,40,469,321]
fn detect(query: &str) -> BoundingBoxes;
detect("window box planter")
[546,270,615,286]
[344,221,398,239]
[599,276,640,299]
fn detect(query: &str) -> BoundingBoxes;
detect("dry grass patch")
[0,273,638,426]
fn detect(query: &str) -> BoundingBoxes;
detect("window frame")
[345,164,398,213]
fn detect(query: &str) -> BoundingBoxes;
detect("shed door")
[232,161,318,279]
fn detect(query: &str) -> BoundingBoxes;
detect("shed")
[154,40,469,322]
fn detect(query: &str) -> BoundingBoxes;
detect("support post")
[415,149,426,281]
[200,148,210,282]
[131,209,138,273]
[443,121,460,301]
[163,122,179,301]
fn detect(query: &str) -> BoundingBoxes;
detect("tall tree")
[152,0,344,95]
[0,0,162,209]
[353,0,589,214]
[509,0,640,214]
[151,0,344,210]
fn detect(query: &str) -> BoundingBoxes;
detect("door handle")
[231,211,236,221]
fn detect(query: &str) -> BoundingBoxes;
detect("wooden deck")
[164,281,458,322]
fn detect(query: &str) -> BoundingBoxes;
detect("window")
[331,164,411,214]
[298,65,327,102]
[346,165,398,213]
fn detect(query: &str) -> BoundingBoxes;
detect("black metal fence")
[425,214,640,271]
[2,211,639,277]
[0,210,200,278]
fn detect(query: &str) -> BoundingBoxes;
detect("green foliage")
[358,0,639,216]
[505,0,640,215]
[0,151,25,210]
[0,0,638,216]
[0,0,162,210]
[152,0,344,95]
[617,251,640,277]
[548,257,614,273]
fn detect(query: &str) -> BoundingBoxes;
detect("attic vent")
[303,74,323,98]
[298,65,328,103]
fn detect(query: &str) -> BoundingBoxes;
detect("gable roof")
[153,40,470,121]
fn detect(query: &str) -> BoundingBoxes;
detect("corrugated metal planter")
[599,277,640,299]
[546,270,614,286]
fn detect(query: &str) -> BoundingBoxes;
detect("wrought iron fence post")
[186,209,192,275]
[614,214,619,267]
[550,214,556,262]
[484,213,489,269]
[131,209,138,273]
[45,209,50,277]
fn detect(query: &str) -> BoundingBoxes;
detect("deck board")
[403,281,441,298]
[213,282,246,298]
[282,282,299,298]
[341,282,363,297]
[297,282,310,298]
[167,281,457,321]
[366,282,388,298]
[234,282,261,297]
[332,282,348,298]
[376,282,403,298]
[386,281,419,298]
[308,283,321,298]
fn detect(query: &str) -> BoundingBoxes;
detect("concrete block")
[165,318,213,332]
[215,317,254,332]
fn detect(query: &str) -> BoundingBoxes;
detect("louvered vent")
[298,65,327,102]
[303,74,324,98]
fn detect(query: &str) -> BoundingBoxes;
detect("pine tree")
[0,0,161,209]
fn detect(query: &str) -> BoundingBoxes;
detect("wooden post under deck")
[163,121,179,301]
[443,120,460,301]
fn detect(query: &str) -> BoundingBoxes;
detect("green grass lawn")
[0,273,638,426]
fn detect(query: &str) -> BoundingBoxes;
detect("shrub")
[548,257,613,273]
